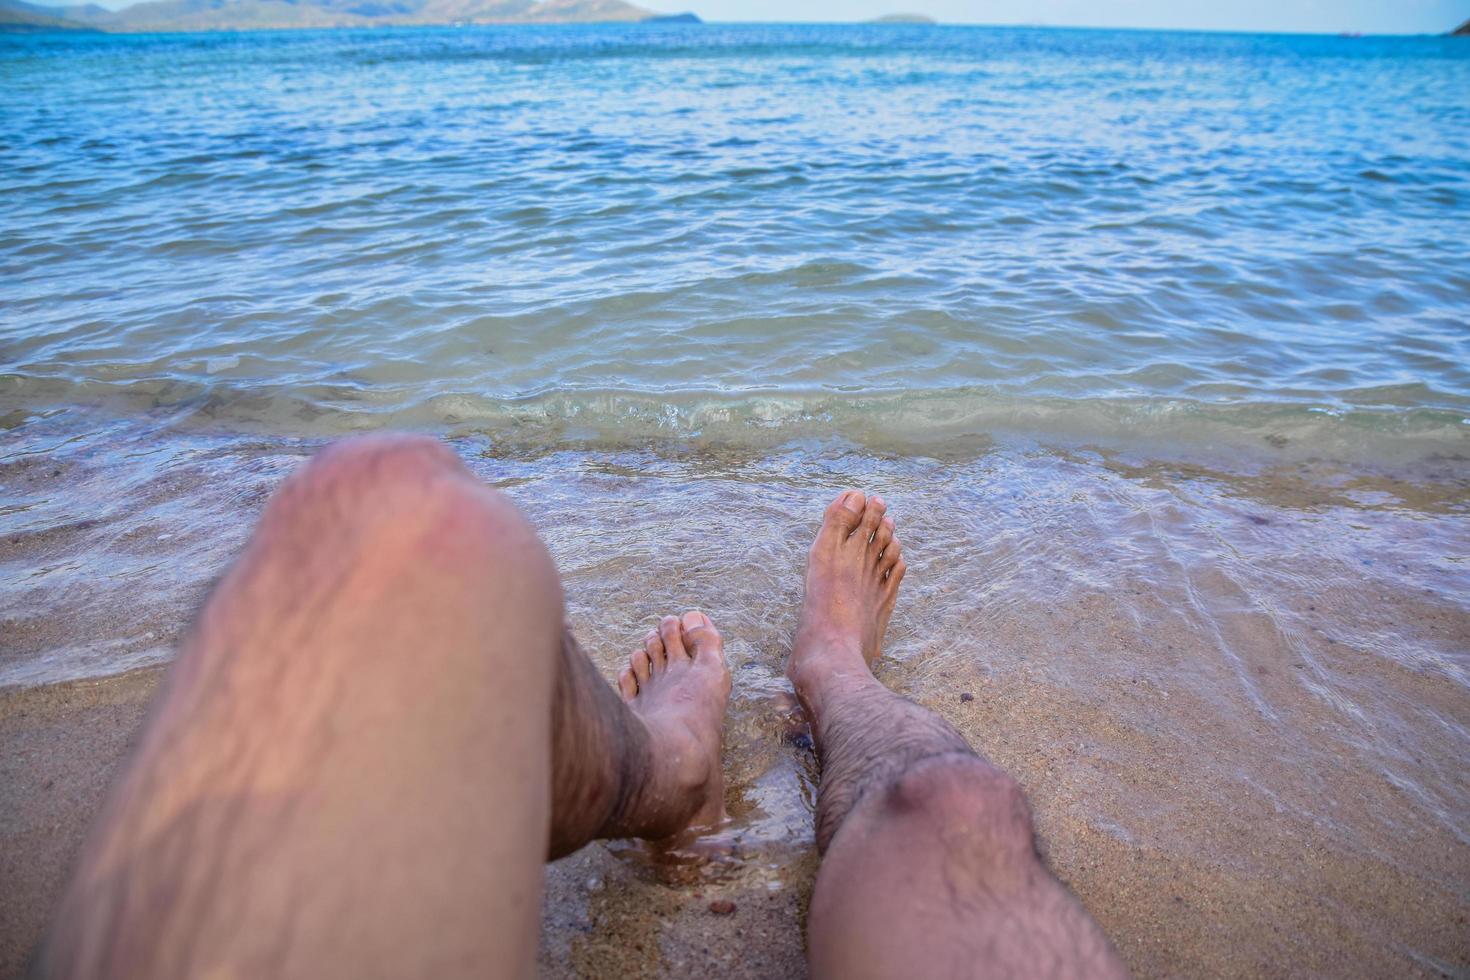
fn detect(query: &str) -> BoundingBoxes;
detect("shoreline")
[1,413,1467,976]
[5,382,1467,475]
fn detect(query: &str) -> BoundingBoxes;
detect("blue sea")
[3,25,1469,452]
[1,24,1468,973]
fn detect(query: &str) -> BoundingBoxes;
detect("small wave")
[3,377,1465,468]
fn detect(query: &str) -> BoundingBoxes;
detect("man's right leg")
[40,436,730,979]
[789,492,1126,979]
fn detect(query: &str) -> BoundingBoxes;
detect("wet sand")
[2,633,1465,978]
[1,417,1468,977]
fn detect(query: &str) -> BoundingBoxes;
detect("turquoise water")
[2,25,1469,456]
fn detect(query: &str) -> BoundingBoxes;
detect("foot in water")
[615,611,732,835]
[787,490,906,710]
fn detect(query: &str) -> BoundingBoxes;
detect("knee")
[287,434,467,508]
[881,755,1036,860]
[264,435,545,575]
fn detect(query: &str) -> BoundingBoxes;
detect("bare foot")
[614,611,731,836]
[787,491,906,706]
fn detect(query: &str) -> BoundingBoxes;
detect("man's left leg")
[41,435,731,978]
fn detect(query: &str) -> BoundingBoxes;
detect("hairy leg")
[790,491,1126,980]
[40,436,729,979]
[551,611,730,858]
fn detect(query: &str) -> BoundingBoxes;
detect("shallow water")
[2,409,1468,973]
[2,23,1469,976]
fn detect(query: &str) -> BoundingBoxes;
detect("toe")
[880,535,903,572]
[632,649,652,684]
[644,629,667,670]
[887,557,907,587]
[857,495,887,542]
[821,490,867,538]
[618,666,638,699]
[659,614,688,660]
[872,514,895,561]
[680,610,723,663]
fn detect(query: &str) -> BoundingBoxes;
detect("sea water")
[2,25,1469,454]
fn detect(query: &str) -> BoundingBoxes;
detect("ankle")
[597,714,702,842]
[787,638,872,709]
[597,713,657,839]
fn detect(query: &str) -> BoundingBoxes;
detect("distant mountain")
[8,0,692,31]
[1452,18,1470,35]
[0,0,103,29]
[868,13,935,24]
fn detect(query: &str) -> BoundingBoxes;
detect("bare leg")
[790,491,1126,979]
[40,435,730,979]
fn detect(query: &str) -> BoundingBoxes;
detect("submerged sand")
[1,416,1468,977]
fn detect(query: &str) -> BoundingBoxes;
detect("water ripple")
[2,26,1468,458]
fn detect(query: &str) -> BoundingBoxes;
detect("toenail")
[681,610,705,631]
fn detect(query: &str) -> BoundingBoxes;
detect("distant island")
[1452,18,1470,35]
[868,13,935,24]
[0,0,101,29]
[0,0,700,32]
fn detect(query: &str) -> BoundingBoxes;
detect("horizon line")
[28,17,1466,37]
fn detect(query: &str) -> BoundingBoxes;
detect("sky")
[679,1,1468,34]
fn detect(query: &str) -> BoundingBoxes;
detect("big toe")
[680,610,724,665]
[820,490,867,540]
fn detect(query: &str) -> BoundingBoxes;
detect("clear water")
[2,25,1469,456]
[1,25,1469,974]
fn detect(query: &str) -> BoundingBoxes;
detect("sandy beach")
[3,629,1466,978]
[2,416,1467,978]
